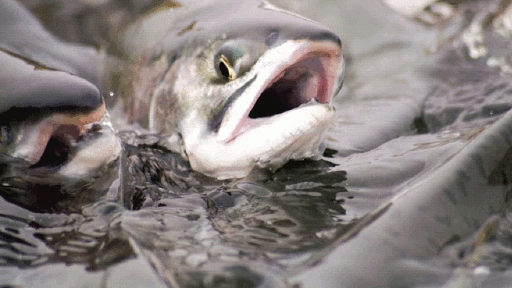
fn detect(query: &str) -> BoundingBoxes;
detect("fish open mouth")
[249,52,332,118]
[29,123,102,169]
[221,41,343,142]
[20,104,110,171]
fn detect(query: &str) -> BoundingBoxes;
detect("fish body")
[111,0,344,179]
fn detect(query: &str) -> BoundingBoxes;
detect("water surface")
[2,0,512,287]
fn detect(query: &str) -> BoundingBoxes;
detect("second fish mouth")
[29,122,103,170]
[22,103,108,171]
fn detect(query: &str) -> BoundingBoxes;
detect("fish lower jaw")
[55,126,121,180]
[185,103,335,179]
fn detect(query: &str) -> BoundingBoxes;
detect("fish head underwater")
[0,0,121,204]
[0,49,121,188]
[119,0,344,179]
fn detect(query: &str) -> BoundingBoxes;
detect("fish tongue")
[296,71,320,104]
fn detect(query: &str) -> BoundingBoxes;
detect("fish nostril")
[265,31,279,46]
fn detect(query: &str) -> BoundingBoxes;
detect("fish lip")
[24,103,108,171]
[218,40,343,143]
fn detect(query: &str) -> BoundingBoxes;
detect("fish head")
[135,1,344,179]
[0,50,121,198]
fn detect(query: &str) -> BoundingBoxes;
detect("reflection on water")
[118,142,350,287]
[2,0,512,287]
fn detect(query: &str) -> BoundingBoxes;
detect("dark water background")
[2,0,512,287]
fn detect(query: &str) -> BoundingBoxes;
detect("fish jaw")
[55,113,121,180]
[183,40,343,179]
[187,103,335,179]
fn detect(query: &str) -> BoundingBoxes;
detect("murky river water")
[2,0,512,287]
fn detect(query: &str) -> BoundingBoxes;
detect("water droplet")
[473,266,490,277]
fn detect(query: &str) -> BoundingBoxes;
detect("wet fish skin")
[114,0,344,179]
[0,0,102,86]
[0,51,102,122]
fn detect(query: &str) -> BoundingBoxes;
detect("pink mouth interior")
[29,123,100,169]
[248,52,333,119]
[229,49,340,140]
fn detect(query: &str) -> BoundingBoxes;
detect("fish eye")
[214,40,266,82]
[218,54,236,81]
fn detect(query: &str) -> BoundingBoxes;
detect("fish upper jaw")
[185,40,343,179]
